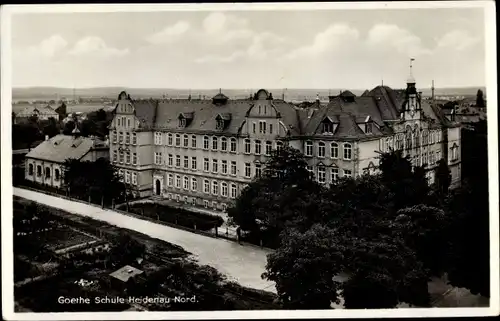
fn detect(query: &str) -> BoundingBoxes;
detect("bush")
[127,203,224,231]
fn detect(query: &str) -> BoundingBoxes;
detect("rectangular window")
[118,170,123,181]
[132,173,137,185]
[344,169,352,178]
[168,133,173,146]
[167,174,173,187]
[119,151,124,163]
[318,167,326,183]
[204,158,209,172]
[183,135,189,147]
[175,175,181,188]
[113,150,117,162]
[175,134,181,147]
[305,142,313,156]
[119,132,123,144]
[244,139,251,154]
[133,153,137,165]
[269,124,273,134]
[168,154,173,167]
[265,141,272,156]
[183,176,189,190]
[127,118,131,128]
[112,131,117,143]
[203,137,209,150]
[231,161,237,175]
[245,163,251,178]
[212,137,218,150]
[343,144,352,160]
[331,168,339,182]
[176,155,181,168]
[154,152,162,165]
[212,159,218,173]
[126,152,131,164]
[191,177,197,191]
[436,150,441,161]
[132,132,137,145]
[222,160,228,174]
[255,140,261,155]
[259,121,266,134]
[126,132,130,144]
[184,156,189,169]
[331,143,339,159]
[255,163,262,178]
[191,157,197,170]
[154,132,162,145]
[252,122,256,134]
[125,171,130,183]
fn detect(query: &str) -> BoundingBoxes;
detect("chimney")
[45,135,49,141]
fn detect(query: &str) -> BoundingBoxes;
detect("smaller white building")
[14,104,59,124]
[25,134,109,189]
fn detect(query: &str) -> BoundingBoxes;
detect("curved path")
[14,188,276,293]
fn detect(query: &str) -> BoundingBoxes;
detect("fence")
[14,184,272,250]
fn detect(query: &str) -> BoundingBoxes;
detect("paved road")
[14,188,276,293]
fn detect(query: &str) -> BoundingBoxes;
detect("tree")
[109,233,145,266]
[42,117,60,138]
[434,158,452,196]
[63,120,76,135]
[379,150,430,210]
[227,146,326,244]
[262,225,344,309]
[476,89,485,107]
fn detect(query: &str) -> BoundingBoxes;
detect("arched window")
[212,136,218,150]
[203,136,209,150]
[175,134,181,146]
[230,138,237,152]
[55,169,60,180]
[405,126,412,150]
[167,133,173,146]
[305,141,313,156]
[230,183,237,198]
[330,142,339,159]
[191,135,197,148]
[276,141,283,152]
[45,167,51,178]
[37,165,42,177]
[221,137,228,151]
[183,134,189,147]
[343,143,352,160]
[414,125,420,147]
[221,182,228,197]
[318,142,326,158]
[422,130,429,145]
[28,164,34,175]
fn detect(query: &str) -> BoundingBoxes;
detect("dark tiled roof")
[134,100,158,128]
[339,90,356,98]
[26,134,97,163]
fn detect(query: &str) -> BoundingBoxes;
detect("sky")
[10,6,487,90]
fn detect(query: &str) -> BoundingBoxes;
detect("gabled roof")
[26,134,97,163]
[16,105,59,118]
[133,99,158,128]
[109,265,143,282]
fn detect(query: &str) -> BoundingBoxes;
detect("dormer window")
[215,113,231,131]
[178,112,193,128]
[216,119,225,130]
[365,122,372,134]
[321,117,336,134]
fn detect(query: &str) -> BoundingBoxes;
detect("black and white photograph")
[1,1,498,319]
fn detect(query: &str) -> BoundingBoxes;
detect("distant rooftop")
[109,265,143,282]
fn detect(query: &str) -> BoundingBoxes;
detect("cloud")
[194,51,246,64]
[367,24,431,56]
[28,34,68,58]
[146,21,190,44]
[69,36,129,57]
[436,30,479,51]
[285,24,360,59]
